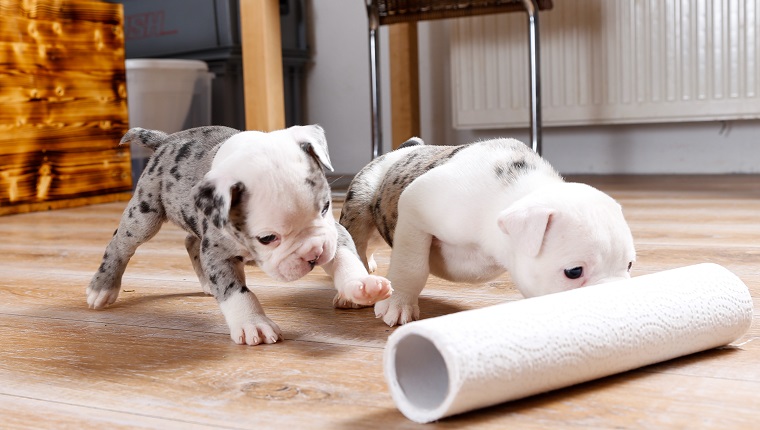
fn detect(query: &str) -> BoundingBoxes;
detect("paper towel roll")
[384,263,753,423]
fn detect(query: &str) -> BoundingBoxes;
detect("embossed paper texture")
[384,263,753,423]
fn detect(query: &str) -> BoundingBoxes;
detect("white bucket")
[125,58,213,184]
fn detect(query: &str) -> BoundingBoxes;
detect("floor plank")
[1,175,759,429]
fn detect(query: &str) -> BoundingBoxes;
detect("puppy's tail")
[397,136,425,150]
[120,127,169,150]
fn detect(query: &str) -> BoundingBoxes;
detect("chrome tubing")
[522,0,542,155]
[367,1,382,159]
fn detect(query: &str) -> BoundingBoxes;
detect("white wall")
[306,2,760,176]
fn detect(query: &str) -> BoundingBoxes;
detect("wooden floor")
[1,175,758,429]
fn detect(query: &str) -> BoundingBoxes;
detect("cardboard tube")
[384,264,753,423]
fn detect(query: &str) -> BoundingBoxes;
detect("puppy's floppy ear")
[497,204,554,257]
[193,174,247,229]
[290,124,334,172]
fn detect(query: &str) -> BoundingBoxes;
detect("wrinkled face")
[499,183,636,298]
[193,125,338,282]
[239,172,338,282]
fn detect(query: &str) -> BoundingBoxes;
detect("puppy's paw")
[229,316,283,346]
[368,255,378,274]
[374,296,419,327]
[85,283,120,309]
[334,275,392,308]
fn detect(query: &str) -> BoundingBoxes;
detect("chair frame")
[365,0,547,157]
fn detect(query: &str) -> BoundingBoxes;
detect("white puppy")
[340,137,636,326]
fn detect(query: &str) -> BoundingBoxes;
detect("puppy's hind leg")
[374,215,432,326]
[86,194,165,309]
[339,191,378,273]
[185,234,213,295]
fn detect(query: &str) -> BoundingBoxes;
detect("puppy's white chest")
[428,239,504,283]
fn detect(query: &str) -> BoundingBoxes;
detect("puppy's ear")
[291,124,334,172]
[193,175,247,229]
[497,205,554,257]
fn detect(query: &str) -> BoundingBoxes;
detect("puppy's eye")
[564,266,583,280]
[627,261,633,272]
[257,234,278,245]
[321,201,330,217]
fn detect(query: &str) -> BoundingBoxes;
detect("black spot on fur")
[224,282,235,295]
[398,138,424,149]
[512,159,527,170]
[305,178,316,187]
[170,166,182,181]
[202,238,209,249]
[112,229,118,236]
[139,201,152,213]
[98,262,106,273]
[446,145,467,159]
[209,274,218,285]
[126,231,133,237]
[345,189,354,202]
[146,155,161,175]
[181,209,200,237]
[175,142,193,163]
[194,184,229,228]
[240,285,250,294]
[212,214,223,229]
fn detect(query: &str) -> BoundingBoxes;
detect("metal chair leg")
[522,0,543,155]
[367,1,383,159]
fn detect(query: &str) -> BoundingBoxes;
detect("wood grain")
[0,0,130,213]
[239,0,285,132]
[0,175,758,429]
[389,22,421,148]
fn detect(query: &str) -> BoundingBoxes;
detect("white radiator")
[450,0,760,129]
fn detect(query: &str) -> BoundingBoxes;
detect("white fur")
[205,130,338,283]
[370,143,636,326]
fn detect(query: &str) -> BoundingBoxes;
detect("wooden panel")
[240,0,285,132]
[0,0,131,214]
[389,22,421,149]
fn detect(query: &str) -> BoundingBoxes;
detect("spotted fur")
[341,138,549,249]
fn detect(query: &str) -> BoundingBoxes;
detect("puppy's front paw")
[229,316,283,346]
[334,275,392,308]
[86,281,120,309]
[374,295,419,327]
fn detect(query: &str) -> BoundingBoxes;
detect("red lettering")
[124,11,178,40]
